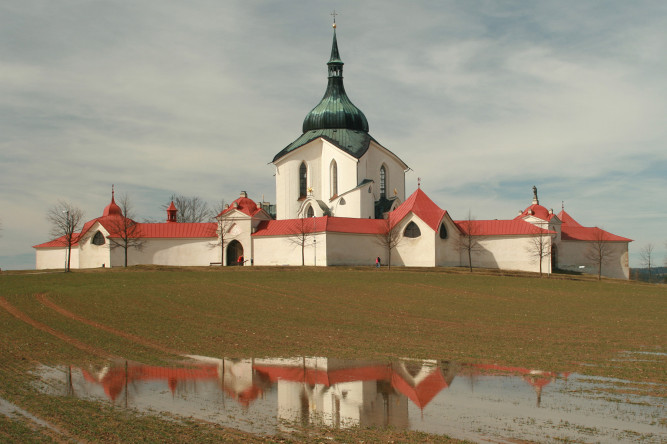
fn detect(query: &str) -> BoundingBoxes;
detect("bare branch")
[162,194,212,223]
[209,216,237,265]
[374,217,402,269]
[46,201,84,272]
[106,193,145,267]
[584,228,614,280]
[454,211,483,272]
[288,217,314,266]
[525,224,552,277]
[639,243,655,282]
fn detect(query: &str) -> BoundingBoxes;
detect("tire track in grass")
[34,294,182,357]
[0,296,113,360]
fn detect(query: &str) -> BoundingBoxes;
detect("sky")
[1,1,666,270]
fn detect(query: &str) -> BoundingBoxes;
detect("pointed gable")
[557,210,583,227]
[389,188,447,231]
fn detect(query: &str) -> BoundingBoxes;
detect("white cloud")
[1,1,665,269]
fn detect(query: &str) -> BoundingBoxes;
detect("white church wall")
[557,241,629,279]
[253,233,326,266]
[78,224,112,268]
[473,236,550,273]
[393,215,436,267]
[325,232,383,266]
[435,219,461,267]
[320,140,359,202]
[36,247,79,270]
[359,142,406,202]
[111,238,218,267]
[275,139,323,220]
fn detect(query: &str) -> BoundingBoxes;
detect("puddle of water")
[32,356,666,443]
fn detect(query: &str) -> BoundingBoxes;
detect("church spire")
[302,21,369,133]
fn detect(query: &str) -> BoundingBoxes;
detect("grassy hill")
[0,266,664,442]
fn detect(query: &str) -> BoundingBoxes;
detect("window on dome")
[299,162,307,198]
[92,231,105,246]
[404,221,421,238]
[439,223,448,239]
[380,165,387,198]
[306,206,315,218]
[330,160,338,197]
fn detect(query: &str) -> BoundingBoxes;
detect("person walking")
[376,256,381,268]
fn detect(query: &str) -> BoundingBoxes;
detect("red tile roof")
[455,219,553,236]
[390,188,446,231]
[560,226,631,242]
[33,235,79,248]
[556,209,631,242]
[253,216,387,236]
[556,210,582,227]
[218,196,263,218]
[132,222,217,238]
[515,203,555,221]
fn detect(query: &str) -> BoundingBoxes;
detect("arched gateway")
[226,240,244,266]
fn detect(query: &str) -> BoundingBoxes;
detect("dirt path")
[0,296,113,360]
[34,294,182,357]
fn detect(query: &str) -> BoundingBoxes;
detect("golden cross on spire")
[331,10,338,27]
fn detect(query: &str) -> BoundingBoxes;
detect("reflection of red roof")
[253,217,387,237]
[81,364,220,401]
[391,368,449,409]
[253,365,392,386]
[390,188,446,231]
[455,219,553,236]
[253,362,450,409]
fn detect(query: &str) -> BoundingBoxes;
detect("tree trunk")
[124,244,128,267]
[467,249,472,272]
[66,244,72,272]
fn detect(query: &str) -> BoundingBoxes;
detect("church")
[34,25,631,279]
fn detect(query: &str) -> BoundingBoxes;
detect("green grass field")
[0,267,665,442]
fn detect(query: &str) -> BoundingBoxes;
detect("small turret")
[166,201,178,222]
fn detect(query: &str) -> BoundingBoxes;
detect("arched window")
[404,221,421,238]
[380,165,387,198]
[306,205,315,218]
[439,223,448,239]
[299,162,307,198]
[92,231,105,245]
[330,160,338,197]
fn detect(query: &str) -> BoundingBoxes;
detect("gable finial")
[532,185,539,205]
[418,177,421,189]
[562,200,564,211]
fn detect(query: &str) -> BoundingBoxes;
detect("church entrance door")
[227,240,244,266]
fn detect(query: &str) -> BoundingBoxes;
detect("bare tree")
[584,228,614,280]
[288,217,314,266]
[455,211,482,272]
[47,201,84,272]
[163,194,212,223]
[209,216,237,265]
[374,217,402,270]
[106,193,145,267]
[639,243,655,282]
[525,224,552,277]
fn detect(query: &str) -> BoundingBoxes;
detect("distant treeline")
[631,267,667,283]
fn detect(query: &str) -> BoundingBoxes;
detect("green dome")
[302,29,369,133]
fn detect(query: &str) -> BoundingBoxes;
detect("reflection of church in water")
[68,356,564,429]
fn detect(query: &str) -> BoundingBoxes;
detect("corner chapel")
[34,24,632,279]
